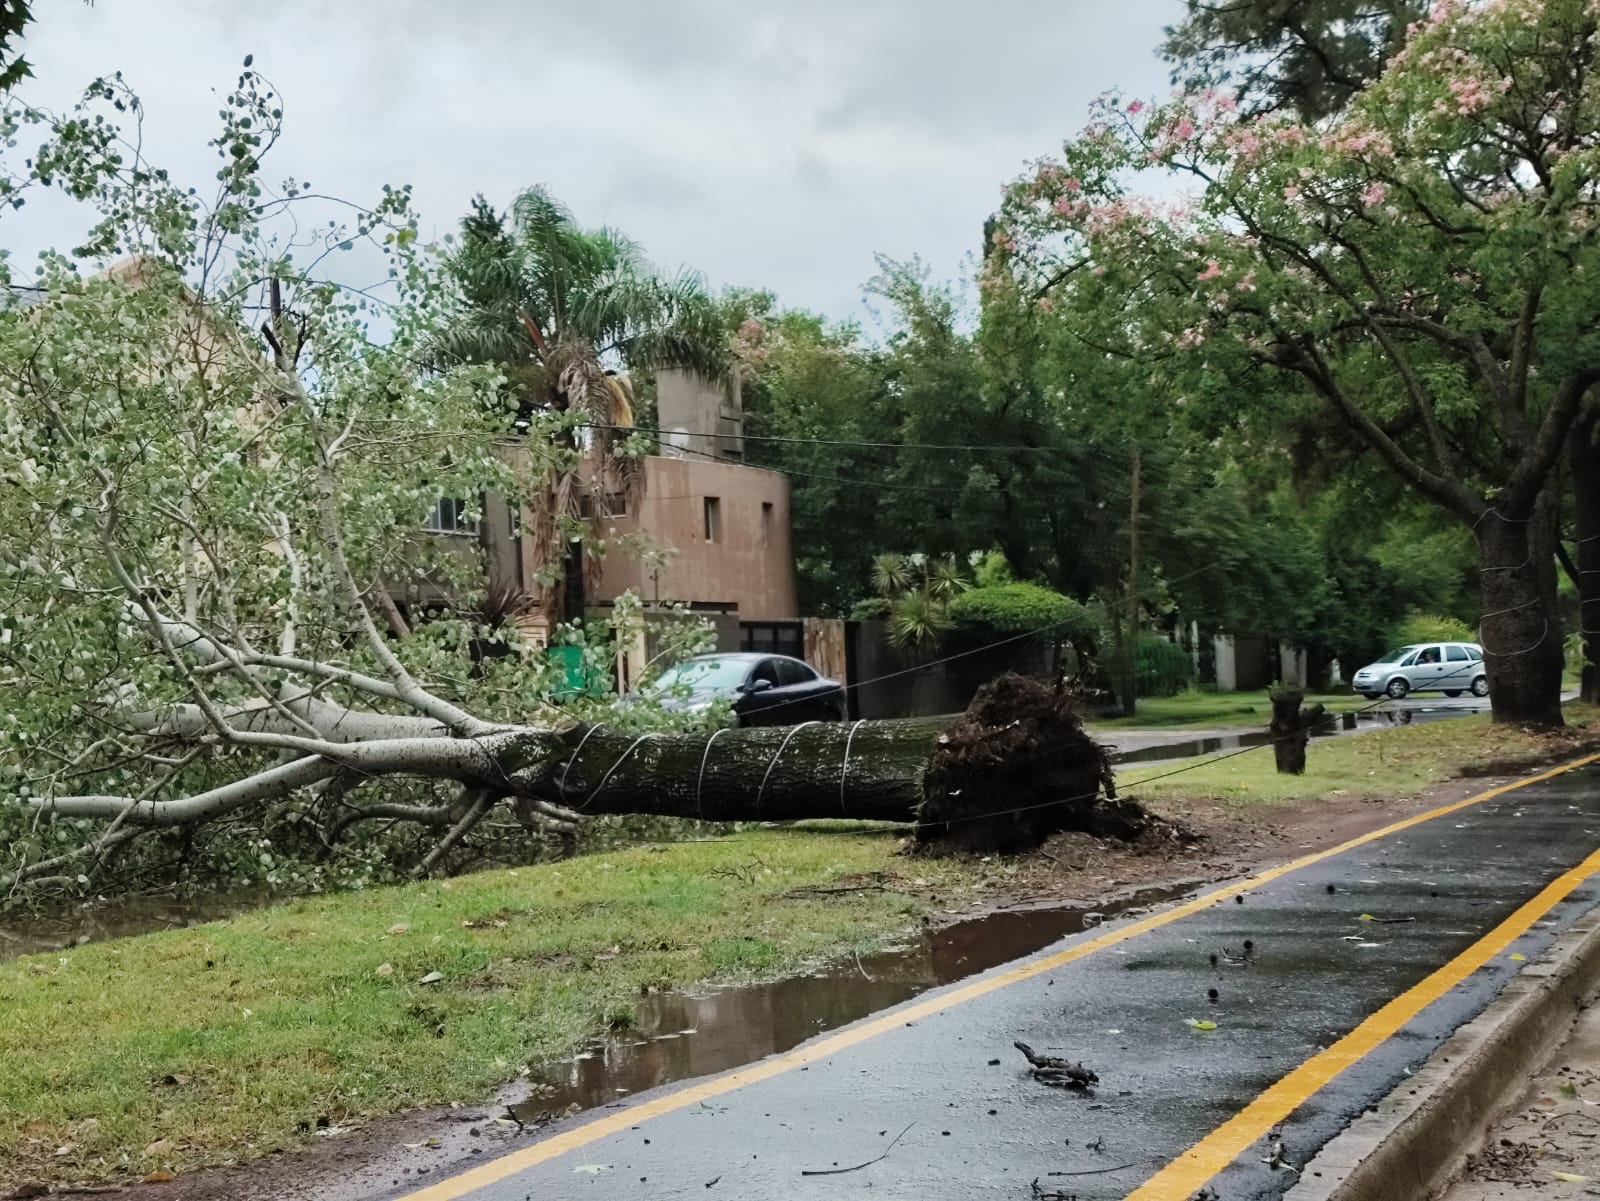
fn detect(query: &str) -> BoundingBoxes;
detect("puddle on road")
[1111,705,1483,766]
[512,882,1194,1121]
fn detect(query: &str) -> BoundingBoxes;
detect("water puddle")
[1111,704,1483,766]
[0,894,261,962]
[511,882,1195,1121]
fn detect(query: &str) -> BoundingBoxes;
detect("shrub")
[949,582,1097,643]
[1388,610,1475,647]
[1135,633,1195,697]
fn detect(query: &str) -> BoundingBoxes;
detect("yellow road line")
[395,753,1600,1201]
[1127,835,1600,1199]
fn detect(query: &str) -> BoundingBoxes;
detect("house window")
[703,496,722,543]
[423,497,479,536]
[761,501,774,546]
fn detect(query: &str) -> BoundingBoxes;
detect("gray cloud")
[16,0,1182,321]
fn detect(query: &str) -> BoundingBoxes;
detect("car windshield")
[1378,645,1421,664]
[653,658,750,692]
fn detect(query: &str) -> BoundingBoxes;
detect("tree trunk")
[1268,690,1327,775]
[563,536,586,628]
[526,716,940,822]
[1572,408,1600,704]
[1477,494,1565,727]
[32,679,1183,872]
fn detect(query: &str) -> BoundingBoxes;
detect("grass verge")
[1092,688,1367,731]
[0,830,994,1189]
[1124,703,1600,806]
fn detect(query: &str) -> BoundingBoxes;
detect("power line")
[648,439,987,496]
[585,422,1130,464]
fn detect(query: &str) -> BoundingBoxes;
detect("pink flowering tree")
[997,0,1600,727]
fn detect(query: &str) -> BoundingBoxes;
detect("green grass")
[0,830,994,1188]
[1123,703,1600,806]
[1092,688,1367,731]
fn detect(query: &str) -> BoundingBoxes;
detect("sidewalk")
[1439,986,1600,1198]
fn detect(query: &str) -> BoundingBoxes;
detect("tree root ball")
[914,673,1195,855]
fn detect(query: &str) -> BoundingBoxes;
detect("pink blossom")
[1283,184,1301,200]
[1361,181,1387,206]
[1196,259,1222,282]
[1126,100,1144,115]
[1174,117,1195,141]
[1037,297,1055,314]
[1216,94,1237,112]
[1175,326,1206,349]
[1236,273,1257,293]
[1063,176,1082,191]
[1448,76,1492,114]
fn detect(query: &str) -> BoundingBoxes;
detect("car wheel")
[1361,691,1382,701]
[1471,675,1489,698]
[1386,677,1410,700]
[1443,690,1462,698]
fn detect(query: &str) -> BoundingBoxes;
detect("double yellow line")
[397,753,1600,1201]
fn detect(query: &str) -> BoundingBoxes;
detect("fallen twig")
[1047,1161,1141,1177]
[781,883,888,898]
[800,1122,913,1176]
[1031,1179,1076,1200]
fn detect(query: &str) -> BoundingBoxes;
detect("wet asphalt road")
[400,763,1600,1201]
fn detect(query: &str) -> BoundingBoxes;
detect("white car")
[1350,642,1488,700]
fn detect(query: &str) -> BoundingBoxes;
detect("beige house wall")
[593,455,797,620]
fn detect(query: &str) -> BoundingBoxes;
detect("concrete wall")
[593,455,798,620]
[655,368,743,463]
[1214,633,1296,692]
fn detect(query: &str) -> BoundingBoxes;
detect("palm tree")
[432,187,729,626]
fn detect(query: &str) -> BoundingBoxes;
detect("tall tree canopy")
[1001,0,1600,725]
[1163,0,1425,119]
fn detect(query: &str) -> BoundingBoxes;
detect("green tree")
[1163,0,1424,119]
[432,188,728,625]
[1000,0,1600,726]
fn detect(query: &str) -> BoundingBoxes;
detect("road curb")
[1287,906,1600,1201]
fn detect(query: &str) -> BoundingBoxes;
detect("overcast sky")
[15,1,1182,325]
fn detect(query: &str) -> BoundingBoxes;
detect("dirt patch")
[1442,961,1600,1198]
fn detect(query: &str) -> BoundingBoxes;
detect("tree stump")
[1269,689,1328,775]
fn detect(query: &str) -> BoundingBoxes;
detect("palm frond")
[872,552,912,597]
[889,591,952,648]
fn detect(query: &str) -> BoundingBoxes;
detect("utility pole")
[1122,447,1142,717]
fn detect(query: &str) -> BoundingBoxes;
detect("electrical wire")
[585,421,1115,459]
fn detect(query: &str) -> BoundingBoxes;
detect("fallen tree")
[0,70,1179,903]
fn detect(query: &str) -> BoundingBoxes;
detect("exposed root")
[916,674,1192,854]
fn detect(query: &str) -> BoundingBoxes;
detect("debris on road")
[1014,1041,1098,1089]
[799,1122,913,1177]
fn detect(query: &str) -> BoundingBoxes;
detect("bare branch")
[416,789,494,877]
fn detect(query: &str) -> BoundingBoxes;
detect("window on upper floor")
[423,497,479,536]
